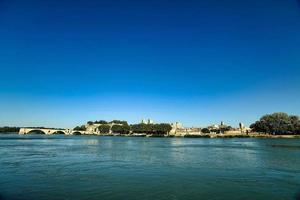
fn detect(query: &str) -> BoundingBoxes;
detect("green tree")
[250,120,269,133]
[201,128,210,134]
[130,124,142,133]
[289,115,300,134]
[87,121,94,125]
[131,123,152,134]
[210,128,219,133]
[153,123,172,135]
[73,125,86,131]
[250,112,300,135]
[145,124,154,134]
[98,125,110,134]
[110,120,128,126]
[131,123,172,135]
[94,120,108,124]
[0,126,20,133]
[111,124,130,134]
[220,126,231,133]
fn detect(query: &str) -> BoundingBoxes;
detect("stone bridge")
[19,128,89,135]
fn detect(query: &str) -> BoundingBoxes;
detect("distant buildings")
[82,119,251,136]
[169,122,184,136]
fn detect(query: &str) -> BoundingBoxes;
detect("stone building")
[169,122,185,136]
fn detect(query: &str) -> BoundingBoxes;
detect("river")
[0,134,300,200]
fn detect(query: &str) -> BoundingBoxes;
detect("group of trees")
[95,123,172,135]
[87,120,128,125]
[211,126,232,134]
[250,112,300,135]
[201,128,210,133]
[111,124,131,134]
[130,123,172,135]
[73,125,86,131]
[200,126,231,134]
[98,125,110,134]
[0,126,20,133]
[110,120,128,125]
[87,120,108,125]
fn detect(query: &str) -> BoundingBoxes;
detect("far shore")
[183,133,300,139]
[1,132,300,139]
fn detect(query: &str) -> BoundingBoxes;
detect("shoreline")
[183,133,300,139]
[1,132,300,139]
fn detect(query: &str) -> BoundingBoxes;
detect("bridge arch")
[52,130,65,135]
[72,131,82,135]
[27,129,46,134]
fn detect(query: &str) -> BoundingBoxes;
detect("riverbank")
[184,133,300,139]
[71,133,300,139]
[2,132,300,139]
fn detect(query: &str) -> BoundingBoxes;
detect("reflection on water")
[0,134,300,200]
[82,139,99,146]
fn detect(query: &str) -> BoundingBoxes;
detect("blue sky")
[1,0,300,128]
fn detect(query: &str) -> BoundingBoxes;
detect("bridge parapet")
[19,128,95,135]
[19,128,68,135]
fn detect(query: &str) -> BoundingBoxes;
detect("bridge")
[19,128,89,135]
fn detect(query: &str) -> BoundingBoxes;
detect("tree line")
[250,112,300,135]
[0,127,20,133]
[95,123,172,135]
[87,120,128,125]
[73,125,87,131]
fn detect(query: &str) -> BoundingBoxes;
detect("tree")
[289,115,300,134]
[153,123,172,135]
[250,112,300,135]
[110,120,128,126]
[0,126,20,133]
[87,121,94,125]
[98,125,110,134]
[131,123,153,134]
[130,123,172,135]
[201,128,210,134]
[74,125,86,131]
[94,120,108,124]
[111,124,130,134]
[145,124,155,134]
[130,124,138,133]
[250,120,269,133]
[210,128,219,133]
[220,126,231,133]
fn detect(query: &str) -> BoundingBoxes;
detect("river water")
[0,134,300,200]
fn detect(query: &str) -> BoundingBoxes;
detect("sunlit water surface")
[1,134,300,200]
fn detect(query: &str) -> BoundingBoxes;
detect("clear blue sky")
[1,0,300,128]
